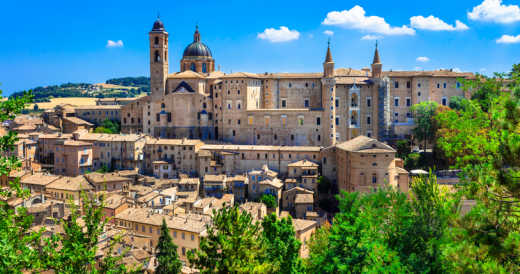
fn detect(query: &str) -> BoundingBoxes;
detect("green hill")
[10,77,150,102]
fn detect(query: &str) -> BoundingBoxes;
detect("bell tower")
[149,16,169,100]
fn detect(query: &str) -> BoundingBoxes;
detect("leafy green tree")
[188,206,271,273]
[0,89,42,273]
[94,119,120,134]
[317,176,331,194]
[448,95,466,110]
[305,224,330,273]
[155,219,182,274]
[259,194,277,209]
[40,192,132,273]
[411,101,438,150]
[395,139,411,159]
[435,69,520,272]
[261,214,304,274]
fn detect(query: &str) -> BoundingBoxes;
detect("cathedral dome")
[182,26,212,58]
[183,42,212,58]
[152,18,164,31]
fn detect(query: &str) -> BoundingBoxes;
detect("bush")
[405,153,421,170]
[259,194,277,208]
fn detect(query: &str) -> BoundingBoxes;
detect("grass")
[28,97,98,110]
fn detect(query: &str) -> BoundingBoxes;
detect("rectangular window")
[281,99,287,108]
[406,81,411,88]
[316,117,321,126]
[367,116,371,125]
[366,97,372,107]
[227,100,232,110]
[442,97,447,106]
[335,116,339,125]
[298,116,304,126]
[281,115,287,128]
[406,97,411,107]
[304,99,309,108]
[248,116,253,125]
[156,113,160,122]
[264,116,270,127]
[394,97,399,107]
[394,81,399,89]
[443,83,447,89]
[167,112,172,122]
[335,97,339,108]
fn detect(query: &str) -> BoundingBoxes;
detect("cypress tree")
[155,218,182,274]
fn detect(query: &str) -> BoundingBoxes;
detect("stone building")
[122,18,473,148]
[75,132,145,171]
[114,208,209,262]
[53,140,92,176]
[321,135,409,193]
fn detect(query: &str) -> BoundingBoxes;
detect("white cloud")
[106,40,123,48]
[468,0,520,24]
[361,34,382,40]
[257,26,300,43]
[452,67,462,72]
[323,30,334,36]
[322,5,415,35]
[496,34,520,43]
[410,15,469,31]
[416,56,430,62]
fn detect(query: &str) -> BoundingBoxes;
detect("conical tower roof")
[372,41,381,64]
[325,39,333,63]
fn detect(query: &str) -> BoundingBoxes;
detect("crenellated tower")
[149,16,169,100]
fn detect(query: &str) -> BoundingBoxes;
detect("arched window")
[161,103,165,108]
[154,51,160,62]
[372,173,377,184]
[190,63,196,71]
[154,37,159,45]
[202,63,207,73]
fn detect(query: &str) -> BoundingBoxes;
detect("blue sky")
[1,0,519,95]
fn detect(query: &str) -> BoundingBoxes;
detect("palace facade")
[121,17,473,147]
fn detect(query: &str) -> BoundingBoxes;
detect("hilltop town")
[3,16,517,273]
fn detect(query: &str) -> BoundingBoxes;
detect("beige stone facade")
[53,140,92,176]
[322,135,410,193]
[131,19,473,148]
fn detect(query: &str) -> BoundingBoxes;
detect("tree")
[411,101,438,151]
[0,89,43,272]
[317,176,331,194]
[155,219,182,274]
[435,69,520,271]
[188,206,271,273]
[395,139,411,159]
[259,194,277,209]
[261,214,304,274]
[94,119,120,134]
[448,95,466,110]
[305,224,330,273]
[40,192,133,273]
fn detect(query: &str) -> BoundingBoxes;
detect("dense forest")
[9,77,150,102]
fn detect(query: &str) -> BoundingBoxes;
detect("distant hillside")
[10,77,150,103]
